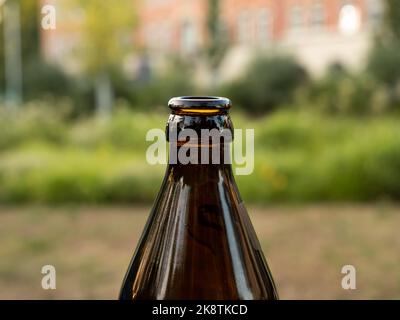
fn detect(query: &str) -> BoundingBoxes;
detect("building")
[136,0,384,78]
[137,0,208,56]
[40,0,385,80]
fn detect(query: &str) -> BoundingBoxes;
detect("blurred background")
[1,0,400,299]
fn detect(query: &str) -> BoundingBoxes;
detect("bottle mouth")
[168,96,231,114]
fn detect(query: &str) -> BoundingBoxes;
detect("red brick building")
[136,0,209,55]
[41,0,384,78]
[136,0,383,54]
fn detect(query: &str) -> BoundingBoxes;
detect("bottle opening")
[168,96,231,114]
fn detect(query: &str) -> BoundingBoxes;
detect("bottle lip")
[168,96,231,112]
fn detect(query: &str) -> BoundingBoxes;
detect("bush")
[0,147,165,204]
[305,65,391,115]
[0,104,69,150]
[134,59,196,109]
[367,40,400,108]
[255,112,317,150]
[1,108,400,204]
[367,40,400,88]
[222,55,308,114]
[23,57,72,101]
[237,113,400,203]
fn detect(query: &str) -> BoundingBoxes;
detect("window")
[159,22,172,51]
[145,21,172,51]
[257,8,272,44]
[310,1,325,28]
[237,10,251,44]
[145,24,158,49]
[367,0,383,25]
[181,21,198,55]
[338,4,361,35]
[290,5,303,30]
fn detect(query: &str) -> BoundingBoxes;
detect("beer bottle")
[119,96,278,300]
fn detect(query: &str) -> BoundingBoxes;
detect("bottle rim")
[168,96,231,112]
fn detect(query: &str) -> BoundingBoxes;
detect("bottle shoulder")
[120,166,278,300]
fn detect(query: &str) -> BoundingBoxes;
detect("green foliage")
[367,40,400,88]
[237,112,400,203]
[0,0,41,94]
[381,0,400,41]
[1,107,400,204]
[305,65,392,115]
[223,55,308,114]
[20,0,41,60]
[73,0,136,75]
[22,57,72,101]
[206,0,227,68]
[0,104,69,150]
[364,0,400,108]
[367,40,400,110]
[134,61,196,108]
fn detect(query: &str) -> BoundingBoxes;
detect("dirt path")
[0,205,399,299]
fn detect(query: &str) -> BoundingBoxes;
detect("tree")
[381,0,400,42]
[367,0,400,107]
[0,0,41,104]
[223,55,308,114]
[73,0,136,116]
[20,0,40,60]
[206,0,227,85]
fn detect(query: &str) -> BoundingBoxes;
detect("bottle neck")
[166,162,233,180]
[166,112,234,169]
[168,143,232,166]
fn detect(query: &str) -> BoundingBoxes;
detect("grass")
[0,205,399,299]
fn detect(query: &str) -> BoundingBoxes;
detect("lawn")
[0,205,399,299]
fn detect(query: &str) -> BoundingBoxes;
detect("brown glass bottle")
[119,96,278,300]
